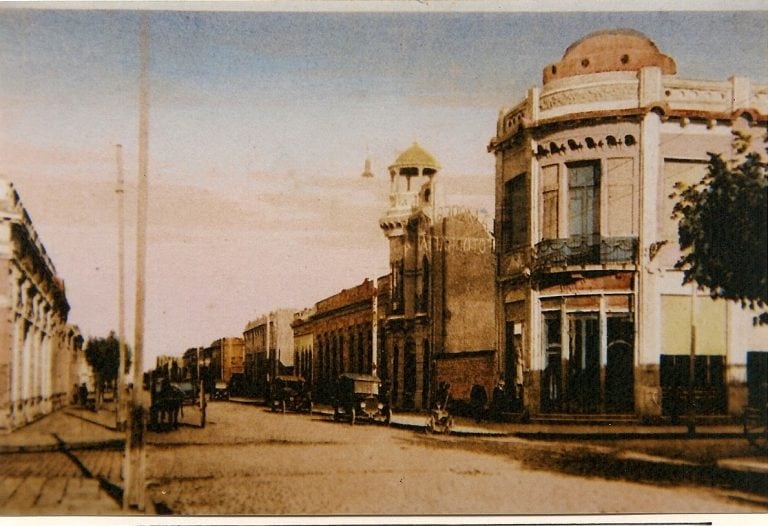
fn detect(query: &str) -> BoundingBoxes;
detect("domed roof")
[389,142,440,174]
[543,29,676,85]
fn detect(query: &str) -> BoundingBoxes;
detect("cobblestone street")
[0,450,122,514]
[2,401,766,516]
[139,402,764,515]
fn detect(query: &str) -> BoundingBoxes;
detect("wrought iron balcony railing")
[534,236,638,270]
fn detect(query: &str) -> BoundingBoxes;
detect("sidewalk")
[304,402,768,481]
[0,409,129,515]
[0,406,124,454]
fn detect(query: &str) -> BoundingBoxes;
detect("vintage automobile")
[213,381,229,401]
[172,381,197,406]
[333,373,392,425]
[270,375,313,413]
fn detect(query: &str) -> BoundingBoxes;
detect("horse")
[150,383,184,431]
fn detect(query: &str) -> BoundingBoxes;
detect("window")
[541,165,559,240]
[606,158,635,236]
[541,312,562,411]
[568,162,600,238]
[503,174,528,251]
[391,260,404,313]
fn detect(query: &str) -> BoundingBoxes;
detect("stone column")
[636,108,663,418]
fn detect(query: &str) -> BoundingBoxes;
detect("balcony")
[534,236,637,271]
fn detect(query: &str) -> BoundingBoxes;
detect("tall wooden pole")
[124,14,150,511]
[115,144,126,431]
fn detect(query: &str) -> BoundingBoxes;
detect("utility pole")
[115,144,127,432]
[124,13,150,511]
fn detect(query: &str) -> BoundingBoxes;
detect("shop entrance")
[566,314,600,413]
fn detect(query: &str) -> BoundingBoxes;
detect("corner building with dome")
[490,30,768,419]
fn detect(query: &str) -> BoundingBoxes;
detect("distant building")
[67,325,88,397]
[182,347,202,386]
[243,309,295,396]
[379,144,497,410]
[156,354,184,381]
[291,307,316,384]
[0,180,75,431]
[296,279,378,402]
[490,29,768,418]
[205,337,244,386]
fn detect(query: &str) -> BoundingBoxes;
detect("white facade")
[492,30,768,418]
[0,180,76,431]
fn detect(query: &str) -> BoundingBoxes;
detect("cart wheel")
[743,406,768,451]
[350,407,356,425]
[426,415,435,434]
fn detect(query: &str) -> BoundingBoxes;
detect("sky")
[0,4,766,369]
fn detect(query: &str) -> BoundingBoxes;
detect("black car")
[270,375,312,413]
[172,381,197,405]
[213,381,229,401]
[333,373,391,425]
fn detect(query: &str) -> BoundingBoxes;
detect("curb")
[63,408,120,431]
[0,437,125,455]
[511,430,745,441]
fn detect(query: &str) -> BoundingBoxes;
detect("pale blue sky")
[0,7,766,366]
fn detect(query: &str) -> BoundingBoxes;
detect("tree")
[85,331,133,390]
[672,131,768,324]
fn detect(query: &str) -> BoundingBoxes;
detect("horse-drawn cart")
[149,378,207,431]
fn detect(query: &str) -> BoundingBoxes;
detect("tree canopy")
[85,331,132,387]
[672,131,768,324]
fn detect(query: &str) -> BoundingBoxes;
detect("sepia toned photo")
[0,1,766,522]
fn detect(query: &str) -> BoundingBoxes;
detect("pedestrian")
[491,379,506,420]
[470,383,488,423]
[79,383,88,407]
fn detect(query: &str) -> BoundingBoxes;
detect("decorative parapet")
[662,78,732,113]
[380,191,423,233]
[387,191,420,212]
[752,84,768,109]
[498,99,530,137]
[315,278,375,316]
[538,72,640,119]
[491,71,768,152]
[0,179,60,280]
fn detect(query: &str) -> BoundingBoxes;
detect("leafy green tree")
[672,131,768,324]
[85,331,133,389]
